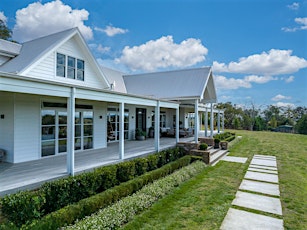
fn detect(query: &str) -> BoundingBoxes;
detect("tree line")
[215,102,307,134]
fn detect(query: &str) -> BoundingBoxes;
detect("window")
[56,53,84,81]
[56,53,66,77]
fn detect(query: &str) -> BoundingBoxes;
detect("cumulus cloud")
[213,49,307,75]
[95,25,128,37]
[271,94,291,101]
[282,17,307,32]
[282,75,295,83]
[287,2,300,10]
[116,35,208,71]
[0,11,7,24]
[214,74,277,90]
[13,0,93,42]
[274,102,295,108]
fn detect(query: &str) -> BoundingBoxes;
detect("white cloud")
[214,75,251,90]
[274,102,295,108]
[282,75,295,83]
[213,49,307,75]
[95,25,128,37]
[272,94,291,101]
[13,0,93,42]
[282,17,307,32]
[117,35,208,71]
[214,74,277,90]
[88,43,110,54]
[0,11,7,24]
[287,2,300,10]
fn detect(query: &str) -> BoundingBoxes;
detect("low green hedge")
[214,132,235,142]
[0,147,185,227]
[65,160,206,229]
[22,155,193,230]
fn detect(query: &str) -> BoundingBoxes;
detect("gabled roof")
[0,28,110,88]
[123,67,217,103]
[0,28,76,73]
[101,66,127,93]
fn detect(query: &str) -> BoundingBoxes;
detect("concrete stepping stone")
[248,167,278,174]
[249,164,277,171]
[251,158,277,167]
[254,155,276,160]
[221,156,248,163]
[245,171,279,183]
[220,208,284,230]
[232,191,282,215]
[239,179,280,196]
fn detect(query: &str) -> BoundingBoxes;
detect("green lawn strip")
[123,131,307,230]
[228,130,307,229]
[64,161,206,229]
[122,160,247,230]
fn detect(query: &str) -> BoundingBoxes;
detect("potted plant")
[220,141,228,150]
[214,138,220,149]
[148,127,154,138]
[136,128,146,140]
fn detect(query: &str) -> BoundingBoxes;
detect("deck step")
[210,149,228,165]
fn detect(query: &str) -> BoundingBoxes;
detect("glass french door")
[41,105,93,157]
[107,107,129,142]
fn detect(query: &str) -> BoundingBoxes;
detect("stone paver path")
[220,154,284,230]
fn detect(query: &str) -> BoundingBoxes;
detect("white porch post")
[200,112,203,131]
[210,103,214,138]
[205,108,208,137]
[222,111,225,131]
[67,87,75,176]
[217,110,221,134]
[119,102,124,160]
[155,101,160,152]
[194,99,199,143]
[176,107,179,143]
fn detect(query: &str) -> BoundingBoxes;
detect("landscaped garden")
[0,130,306,229]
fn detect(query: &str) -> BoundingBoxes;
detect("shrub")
[199,143,208,150]
[116,161,136,183]
[65,161,206,229]
[133,158,148,176]
[23,155,193,230]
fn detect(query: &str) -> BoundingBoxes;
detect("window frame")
[56,52,85,81]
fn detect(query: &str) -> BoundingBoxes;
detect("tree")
[0,19,12,40]
[296,114,307,135]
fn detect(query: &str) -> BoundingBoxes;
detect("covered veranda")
[0,134,220,197]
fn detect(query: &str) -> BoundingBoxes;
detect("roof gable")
[123,67,217,102]
[0,28,110,89]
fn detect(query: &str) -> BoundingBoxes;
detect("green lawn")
[122,130,307,230]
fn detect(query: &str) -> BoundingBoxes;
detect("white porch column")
[222,111,225,131]
[205,108,208,137]
[119,102,124,160]
[200,113,203,131]
[210,103,214,138]
[194,99,199,143]
[155,101,160,152]
[67,87,75,176]
[217,110,221,134]
[176,107,179,143]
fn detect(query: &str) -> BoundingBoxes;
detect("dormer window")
[56,53,84,81]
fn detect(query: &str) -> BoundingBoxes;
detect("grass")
[122,130,307,230]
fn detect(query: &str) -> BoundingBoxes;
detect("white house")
[0,28,222,174]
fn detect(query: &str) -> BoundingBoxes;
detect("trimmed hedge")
[22,155,193,230]
[214,132,235,142]
[0,147,185,227]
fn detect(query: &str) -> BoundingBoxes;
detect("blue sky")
[1,0,306,108]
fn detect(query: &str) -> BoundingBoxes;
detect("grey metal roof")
[100,66,127,93]
[0,39,22,57]
[123,67,215,101]
[0,28,76,73]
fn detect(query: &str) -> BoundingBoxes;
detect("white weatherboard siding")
[26,36,108,90]
[93,101,107,149]
[14,94,40,163]
[0,92,14,163]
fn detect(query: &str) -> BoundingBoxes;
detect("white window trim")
[56,52,85,81]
